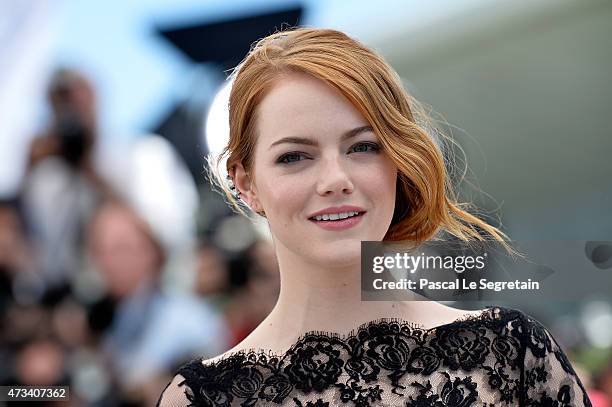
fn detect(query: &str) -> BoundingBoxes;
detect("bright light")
[205,78,233,178]
[582,300,612,348]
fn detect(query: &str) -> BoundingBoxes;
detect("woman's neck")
[254,241,444,352]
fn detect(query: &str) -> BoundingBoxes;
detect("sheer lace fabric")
[157,306,592,406]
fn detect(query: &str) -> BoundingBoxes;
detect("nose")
[315,153,354,196]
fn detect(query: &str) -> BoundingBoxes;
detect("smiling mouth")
[308,212,366,222]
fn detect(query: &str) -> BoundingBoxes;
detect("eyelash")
[276,142,381,165]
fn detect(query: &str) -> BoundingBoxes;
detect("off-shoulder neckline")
[195,305,522,369]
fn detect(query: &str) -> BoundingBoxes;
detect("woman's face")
[238,72,398,268]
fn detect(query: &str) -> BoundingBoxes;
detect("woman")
[158,28,591,406]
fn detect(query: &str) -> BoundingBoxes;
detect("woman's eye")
[277,143,380,165]
[277,152,307,164]
[351,142,381,153]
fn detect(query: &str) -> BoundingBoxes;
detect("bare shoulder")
[437,302,491,321]
[200,350,234,365]
[191,341,257,367]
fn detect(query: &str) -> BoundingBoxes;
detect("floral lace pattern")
[157,306,592,406]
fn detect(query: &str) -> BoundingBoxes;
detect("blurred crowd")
[1,67,611,407]
[0,68,279,406]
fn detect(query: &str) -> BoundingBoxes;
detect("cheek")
[260,177,305,217]
[367,161,397,191]
[384,161,398,189]
[371,163,398,214]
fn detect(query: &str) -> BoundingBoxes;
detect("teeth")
[313,211,360,221]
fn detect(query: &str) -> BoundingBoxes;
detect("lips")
[307,205,366,219]
[308,211,364,221]
[308,211,365,231]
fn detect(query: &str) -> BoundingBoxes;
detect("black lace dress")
[157,306,592,406]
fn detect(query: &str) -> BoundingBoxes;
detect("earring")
[226,174,241,200]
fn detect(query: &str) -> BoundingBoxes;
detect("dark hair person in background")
[21,68,113,296]
[28,68,96,169]
[157,27,591,406]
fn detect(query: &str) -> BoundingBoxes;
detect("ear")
[231,163,263,213]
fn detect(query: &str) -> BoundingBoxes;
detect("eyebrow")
[268,125,374,150]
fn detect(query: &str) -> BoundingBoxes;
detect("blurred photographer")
[20,68,113,295]
[29,68,98,172]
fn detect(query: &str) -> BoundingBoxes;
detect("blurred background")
[0,0,611,405]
